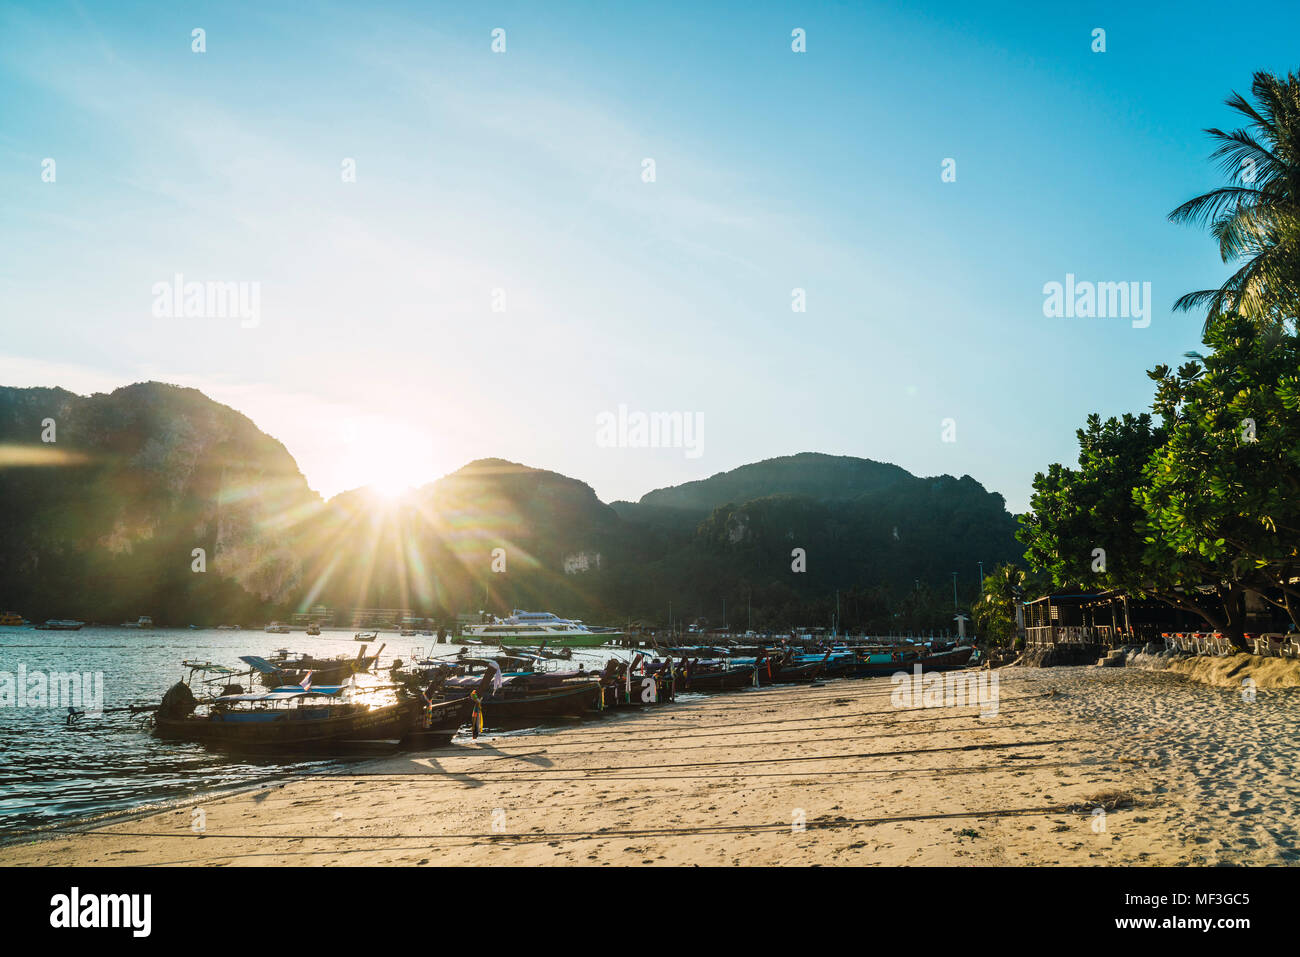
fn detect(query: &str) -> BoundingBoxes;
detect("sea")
[0,626,633,841]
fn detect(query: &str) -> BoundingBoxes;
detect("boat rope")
[310,736,1087,778]
[480,719,1078,756]
[3,802,1112,846]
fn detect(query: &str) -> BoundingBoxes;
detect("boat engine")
[157,681,198,720]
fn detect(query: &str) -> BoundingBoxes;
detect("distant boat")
[35,619,84,631]
[264,622,291,634]
[216,624,240,630]
[354,631,378,642]
[0,612,27,626]
[461,610,620,647]
[122,616,154,629]
[306,623,321,636]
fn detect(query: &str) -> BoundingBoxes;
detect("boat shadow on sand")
[374,736,558,789]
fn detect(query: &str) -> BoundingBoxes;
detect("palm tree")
[972,564,1025,646]
[1168,71,1300,331]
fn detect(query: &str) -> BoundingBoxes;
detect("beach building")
[1022,589,1205,651]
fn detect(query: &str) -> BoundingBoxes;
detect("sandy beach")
[3,664,1297,867]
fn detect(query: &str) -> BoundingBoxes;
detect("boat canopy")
[213,686,347,703]
[265,685,348,696]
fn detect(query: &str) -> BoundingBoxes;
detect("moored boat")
[241,645,384,688]
[599,655,677,707]
[35,619,84,631]
[678,660,759,691]
[461,610,620,647]
[149,681,430,752]
[851,644,974,677]
[759,650,834,683]
[400,655,605,725]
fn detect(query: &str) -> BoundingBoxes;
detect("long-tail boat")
[677,658,759,691]
[241,644,384,688]
[148,679,468,752]
[764,649,835,683]
[851,644,974,677]
[400,656,604,725]
[600,655,676,707]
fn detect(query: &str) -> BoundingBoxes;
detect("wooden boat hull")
[402,696,476,749]
[603,675,676,706]
[681,665,757,691]
[767,659,835,683]
[153,698,421,752]
[481,682,603,722]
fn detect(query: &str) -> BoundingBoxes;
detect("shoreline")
[11,665,1295,866]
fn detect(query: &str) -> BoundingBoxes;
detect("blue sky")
[2,1,1297,510]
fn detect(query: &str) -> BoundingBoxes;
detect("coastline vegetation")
[1016,71,1300,650]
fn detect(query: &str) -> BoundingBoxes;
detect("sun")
[369,476,415,500]
[333,418,437,501]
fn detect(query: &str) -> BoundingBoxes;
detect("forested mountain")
[0,385,1021,630]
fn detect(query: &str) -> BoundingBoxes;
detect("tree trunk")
[1220,584,1249,652]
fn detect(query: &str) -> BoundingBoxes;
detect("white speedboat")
[264,621,291,634]
[460,610,620,647]
[122,616,154,629]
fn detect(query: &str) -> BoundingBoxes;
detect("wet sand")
[2,665,1297,866]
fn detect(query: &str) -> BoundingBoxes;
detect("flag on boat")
[300,670,313,691]
[487,660,504,693]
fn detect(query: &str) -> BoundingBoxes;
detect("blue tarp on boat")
[238,655,279,674]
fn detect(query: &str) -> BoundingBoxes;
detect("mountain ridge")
[0,383,1021,629]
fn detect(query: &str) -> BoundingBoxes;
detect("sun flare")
[334,418,437,501]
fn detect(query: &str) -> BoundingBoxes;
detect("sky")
[2,0,1298,510]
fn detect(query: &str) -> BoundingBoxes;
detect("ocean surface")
[0,626,631,839]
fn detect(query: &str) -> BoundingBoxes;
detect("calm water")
[0,626,629,839]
